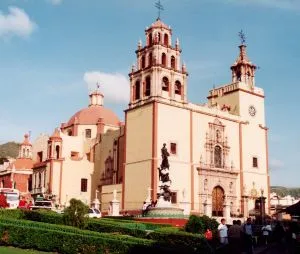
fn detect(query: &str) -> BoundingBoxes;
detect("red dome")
[66,105,120,127]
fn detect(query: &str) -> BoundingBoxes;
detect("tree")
[63,198,89,229]
[0,194,9,208]
[185,215,218,235]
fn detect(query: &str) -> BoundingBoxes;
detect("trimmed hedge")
[0,218,151,244]
[0,222,152,254]
[0,209,24,219]
[86,220,148,238]
[0,210,214,253]
[148,228,214,254]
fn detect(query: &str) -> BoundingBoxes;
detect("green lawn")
[0,246,53,254]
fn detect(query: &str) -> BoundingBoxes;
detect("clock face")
[248,105,256,117]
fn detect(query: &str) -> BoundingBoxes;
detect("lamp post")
[260,188,266,224]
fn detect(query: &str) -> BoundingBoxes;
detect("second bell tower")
[128,19,188,108]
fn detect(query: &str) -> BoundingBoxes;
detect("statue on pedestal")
[157,143,172,202]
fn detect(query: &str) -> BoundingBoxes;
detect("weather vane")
[238,30,246,45]
[155,0,164,20]
[96,82,100,90]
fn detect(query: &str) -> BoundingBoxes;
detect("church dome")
[66,105,120,126]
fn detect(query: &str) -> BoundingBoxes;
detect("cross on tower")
[155,0,164,20]
[238,30,246,45]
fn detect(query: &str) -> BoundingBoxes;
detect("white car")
[88,208,101,218]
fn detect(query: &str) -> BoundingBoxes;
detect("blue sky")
[0,0,299,187]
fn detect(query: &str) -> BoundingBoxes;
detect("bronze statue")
[161,143,170,169]
[157,143,172,202]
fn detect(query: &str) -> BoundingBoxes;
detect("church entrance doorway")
[212,186,224,216]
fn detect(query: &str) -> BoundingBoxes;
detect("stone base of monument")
[145,206,185,218]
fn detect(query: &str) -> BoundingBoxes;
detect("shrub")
[63,198,89,229]
[86,220,148,238]
[0,209,24,219]
[23,209,64,225]
[184,215,218,235]
[148,229,214,253]
[0,221,154,254]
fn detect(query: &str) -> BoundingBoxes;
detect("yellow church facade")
[28,18,269,218]
[123,19,270,217]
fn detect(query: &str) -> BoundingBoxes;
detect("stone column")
[109,189,120,216]
[92,190,100,210]
[243,196,249,218]
[223,198,231,221]
[179,189,191,216]
[203,197,212,217]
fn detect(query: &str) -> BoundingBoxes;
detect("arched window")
[162,77,169,92]
[38,172,42,187]
[164,33,169,46]
[28,175,32,192]
[212,186,224,216]
[171,56,176,69]
[145,76,151,96]
[148,53,152,67]
[55,145,60,159]
[141,56,145,69]
[236,71,241,81]
[175,81,182,95]
[161,53,166,66]
[214,145,222,168]
[68,130,72,136]
[158,32,161,43]
[26,149,29,157]
[148,33,152,46]
[135,81,141,100]
[48,145,52,158]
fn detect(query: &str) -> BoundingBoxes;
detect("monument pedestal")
[110,199,120,216]
[179,201,191,216]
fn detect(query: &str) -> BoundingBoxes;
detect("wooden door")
[212,186,224,216]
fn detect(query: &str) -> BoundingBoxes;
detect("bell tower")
[231,32,257,90]
[128,18,188,108]
[19,134,32,159]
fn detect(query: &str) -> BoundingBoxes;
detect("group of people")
[211,217,298,254]
[18,197,33,209]
[214,217,261,254]
[142,200,157,216]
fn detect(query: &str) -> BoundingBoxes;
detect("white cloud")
[48,0,63,5]
[225,0,300,11]
[269,158,284,170]
[83,71,129,104]
[0,6,36,38]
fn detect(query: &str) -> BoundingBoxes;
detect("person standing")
[218,218,228,245]
[142,202,148,217]
[228,220,242,254]
[242,218,254,254]
[261,221,272,245]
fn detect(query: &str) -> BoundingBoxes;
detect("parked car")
[30,200,53,210]
[88,208,101,218]
[29,200,63,213]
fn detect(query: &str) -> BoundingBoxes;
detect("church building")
[25,17,269,218]
[122,18,270,217]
